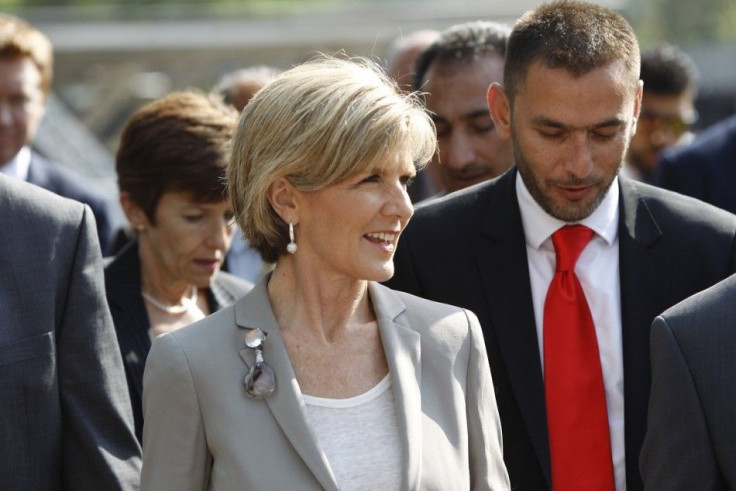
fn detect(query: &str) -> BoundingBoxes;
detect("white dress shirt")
[0,146,31,181]
[516,173,626,491]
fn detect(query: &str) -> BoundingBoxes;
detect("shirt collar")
[516,171,620,250]
[0,146,31,181]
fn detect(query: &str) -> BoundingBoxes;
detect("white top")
[516,172,626,491]
[0,146,31,181]
[303,375,402,491]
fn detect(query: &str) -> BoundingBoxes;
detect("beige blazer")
[141,277,509,490]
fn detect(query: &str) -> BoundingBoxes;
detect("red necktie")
[544,225,615,490]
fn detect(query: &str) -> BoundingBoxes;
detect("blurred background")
[2,0,735,223]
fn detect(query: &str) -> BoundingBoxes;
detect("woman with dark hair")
[106,91,252,442]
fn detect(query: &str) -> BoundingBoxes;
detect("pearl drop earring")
[287,222,297,254]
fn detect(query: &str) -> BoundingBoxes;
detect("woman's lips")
[194,259,221,272]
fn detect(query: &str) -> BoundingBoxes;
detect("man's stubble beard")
[511,129,622,222]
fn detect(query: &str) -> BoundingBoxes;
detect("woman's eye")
[361,174,380,184]
[184,215,203,223]
[401,176,415,189]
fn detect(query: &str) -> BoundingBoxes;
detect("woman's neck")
[267,259,374,343]
[138,245,195,306]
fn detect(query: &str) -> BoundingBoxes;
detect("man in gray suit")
[0,174,141,489]
[0,13,115,253]
[640,274,736,490]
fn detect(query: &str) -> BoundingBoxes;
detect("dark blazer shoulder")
[27,152,109,207]
[621,177,736,234]
[659,273,736,334]
[28,151,115,251]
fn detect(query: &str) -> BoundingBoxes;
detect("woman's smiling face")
[292,150,416,283]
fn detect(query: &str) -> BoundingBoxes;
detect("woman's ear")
[119,191,149,232]
[267,178,300,225]
[488,82,512,140]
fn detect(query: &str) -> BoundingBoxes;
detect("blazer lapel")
[476,169,551,486]
[105,241,151,400]
[618,178,669,489]
[234,278,339,491]
[369,283,422,491]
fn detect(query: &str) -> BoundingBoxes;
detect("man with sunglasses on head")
[654,112,736,214]
[623,44,698,183]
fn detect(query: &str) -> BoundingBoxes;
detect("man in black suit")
[0,13,115,253]
[640,274,736,490]
[387,2,736,489]
[654,113,736,214]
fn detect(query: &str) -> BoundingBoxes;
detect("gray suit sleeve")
[141,332,211,490]
[59,205,142,489]
[464,309,510,490]
[640,316,720,491]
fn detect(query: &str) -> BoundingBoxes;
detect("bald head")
[386,30,440,93]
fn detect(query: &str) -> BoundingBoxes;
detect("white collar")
[0,146,32,181]
[515,171,619,250]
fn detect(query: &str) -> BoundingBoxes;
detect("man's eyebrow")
[530,116,625,130]
[464,108,492,120]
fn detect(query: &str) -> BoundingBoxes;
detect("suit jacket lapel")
[369,283,422,491]
[105,241,151,400]
[618,177,669,489]
[477,169,551,486]
[234,278,338,491]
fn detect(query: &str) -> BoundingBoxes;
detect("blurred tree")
[628,0,736,45]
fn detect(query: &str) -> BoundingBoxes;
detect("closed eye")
[361,174,381,184]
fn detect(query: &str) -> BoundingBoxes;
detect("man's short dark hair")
[504,0,640,104]
[640,44,698,96]
[413,20,511,91]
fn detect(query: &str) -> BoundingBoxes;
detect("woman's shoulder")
[155,304,241,356]
[371,282,479,336]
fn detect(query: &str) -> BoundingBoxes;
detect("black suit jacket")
[105,241,253,442]
[387,168,736,490]
[654,114,736,214]
[640,273,736,490]
[27,150,116,254]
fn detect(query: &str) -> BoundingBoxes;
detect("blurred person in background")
[413,21,513,195]
[106,90,253,442]
[385,29,441,203]
[0,174,140,489]
[623,43,698,182]
[653,113,736,214]
[213,65,281,113]
[0,13,116,254]
[213,65,281,284]
[141,57,509,490]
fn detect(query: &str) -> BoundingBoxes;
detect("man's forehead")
[426,53,504,85]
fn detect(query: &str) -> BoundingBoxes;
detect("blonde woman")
[141,57,509,490]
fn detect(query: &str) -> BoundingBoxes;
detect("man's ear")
[119,191,149,231]
[488,83,512,140]
[267,177,300,225]
[628,80,644,137]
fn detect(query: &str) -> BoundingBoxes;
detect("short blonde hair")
[0,13,53,94]
[229,56,436,263]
